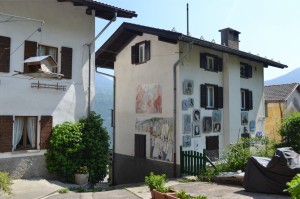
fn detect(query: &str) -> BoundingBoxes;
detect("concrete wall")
[0,0,95,178]
[265,102,285,141]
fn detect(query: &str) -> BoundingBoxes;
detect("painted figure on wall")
[136,84,162,113]
[135,117,174,162]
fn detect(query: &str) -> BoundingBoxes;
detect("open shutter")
[24,40,37,73]
[213,85,219,109]
[131,45,136,64]
[0,36,11,73]
[248,90,253,110]
[40,116,53,149]
[213,56,219,72]
[218,57,223,72]
[217,86,223,109]
[135,134,146,158]
[200,53,206,69]
[247,64,252,78]
[200,84,207,108]
[61,47,73,79]
[145,40,151,61]
[0,116,13,152]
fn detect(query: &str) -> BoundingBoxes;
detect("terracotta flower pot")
[152,189,166,199]
[75,173,89,185]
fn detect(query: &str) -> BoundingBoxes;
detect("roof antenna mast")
[187,3,189,36]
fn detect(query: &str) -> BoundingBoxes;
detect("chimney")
[219,28,240,50]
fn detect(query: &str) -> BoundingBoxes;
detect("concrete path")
[0,177,290,199]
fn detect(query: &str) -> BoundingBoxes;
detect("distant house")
[0,0,136,179]
[96,22,287,184]
[264,83,300,140]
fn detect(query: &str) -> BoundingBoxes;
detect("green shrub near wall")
[0,171,12,195]
[278,112,300,153]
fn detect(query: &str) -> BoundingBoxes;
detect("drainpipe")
[86,12,117,116]
[173,39,193,177]
[96,69,116,185]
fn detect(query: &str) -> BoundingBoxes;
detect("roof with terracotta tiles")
[264,83,300,102]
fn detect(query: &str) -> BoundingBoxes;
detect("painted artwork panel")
[135,117,173,162]
[213,123,221,132]
[203,117,212,132]
[182,100,189,110]
[249,120,256,132]
[183,135,191,147]
[212,110,221,123]
[136,84,162,113]
[193,109,201,121]
[183,114,192,134]
[193,123,201,137]
[183,80,194,95]
[188,98,194,108]
[241,112,248,125]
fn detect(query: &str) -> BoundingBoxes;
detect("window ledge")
[12,149,41,154]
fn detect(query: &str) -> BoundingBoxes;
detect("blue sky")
[95,0,300,80]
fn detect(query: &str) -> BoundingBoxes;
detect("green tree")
[278,112,300,153]
[80,111,109,184]
[45,122,83,182]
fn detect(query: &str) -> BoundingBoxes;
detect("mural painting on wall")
[183,135,191,147]
[249,120,256,132]
[203,117,212,132]
[188,98,194,108]
[193,123,201,137]
[241,112,248,125]
[183,80,194,95]
[212,110,221,132]
[136,84,162,113]
[182,100,189,110]
[135,117,174,162]
[183,114,192,134]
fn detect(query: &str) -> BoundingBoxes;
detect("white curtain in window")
[13,117,24,150]
[27,117,36,148]
[48,48,57,62]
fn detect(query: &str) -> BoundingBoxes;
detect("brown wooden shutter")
[218,57,223,72]
[40,116,53,149]
[145,40,151,61]
[61,47,73,79]
[200,53,206,69]
[135,134,146,158]
[131,45,136,64]
[200,84,207,108]
[0,36,11,73]
[0,116,13,152]
[247,64,252,78]
[248,90,253,110]
[217,86,223,109]
[24,40,37,73]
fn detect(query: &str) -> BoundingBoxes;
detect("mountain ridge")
[265,68,300,86]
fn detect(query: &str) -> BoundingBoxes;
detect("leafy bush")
[58,188,69,194]
[284,174,300,199]
[176,190,207,199]
[145,172,166,191]
[278,112,300,153]
[0,171,12,195]
[45,122,84,182]
[80,111,109,184]
[76,166,88,174]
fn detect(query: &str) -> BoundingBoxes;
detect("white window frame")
[138,43,145,63]
[207,86,214,108]
[206,56,214,70]
[241,90,246,109]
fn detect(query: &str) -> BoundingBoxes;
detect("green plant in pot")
[75,166,89,185]
[145,172,166,191]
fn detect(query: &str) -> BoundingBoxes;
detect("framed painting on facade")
[183,114,192,134]
[193,123,201,137]
[241,112,248,125]
[193,109,201,121]
[183,80,193,95]
[183,135,191,147]
[203,117,212,132]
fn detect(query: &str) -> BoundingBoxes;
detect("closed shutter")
[248,90,253,110]
[145,40,151,61]
[200,53,206,69]
[24,40,37,73]
[0,36,11,73]
[0,116,13,152]
[61,47,73,79]
[200,84,207,108]
[135,134,146,158]
[40,116,53,149]
[245,64,252,78]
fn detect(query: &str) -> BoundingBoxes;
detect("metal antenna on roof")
[187,3,190,36]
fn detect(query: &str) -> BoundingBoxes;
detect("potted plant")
[75,166,89,185]
[145,172,166,198]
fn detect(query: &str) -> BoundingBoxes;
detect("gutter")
[173,38,193,177]
[86,12,117,116]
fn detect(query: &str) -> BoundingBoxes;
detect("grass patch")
[58,188,69,194]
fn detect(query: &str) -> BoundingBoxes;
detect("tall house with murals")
[96,23,287,184]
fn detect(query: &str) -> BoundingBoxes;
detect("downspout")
[96,69,116,185]
[173,39,193,177]
[86,12,117,116]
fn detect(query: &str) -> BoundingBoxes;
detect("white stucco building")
[0,0,136,179]
[96,23,287,184]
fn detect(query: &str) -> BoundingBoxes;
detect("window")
[0,115,53,152]
[240,62,252,78]
[241,89,253,111]
[200,53,222,72]
[14,116,37,150]
[131,40,150,64]
[201,84,223,109]
[135,134,146,158]
[207,86,214,108]
[38,45,58,73]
